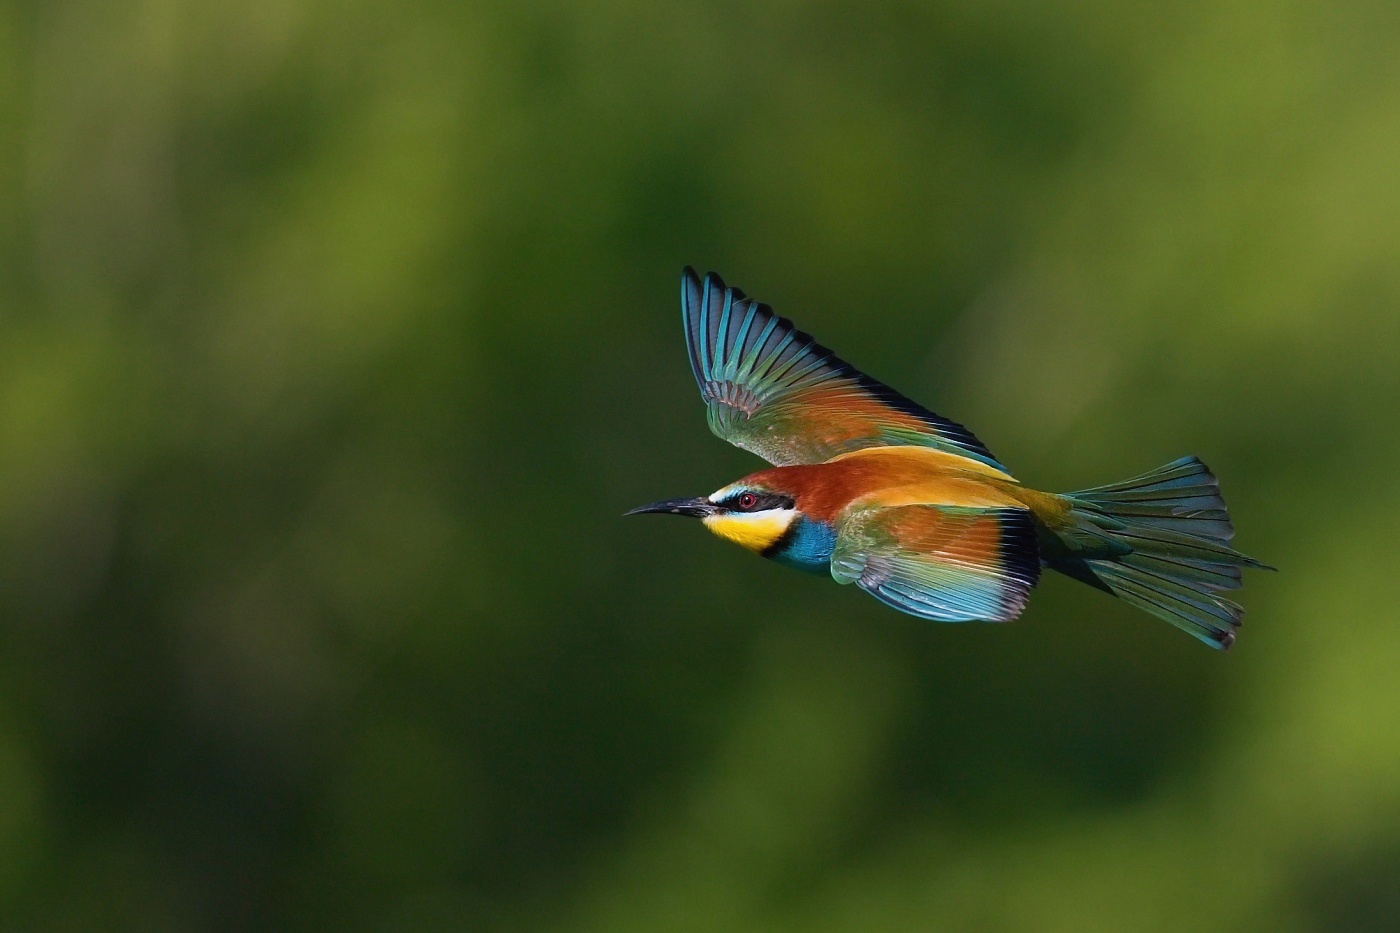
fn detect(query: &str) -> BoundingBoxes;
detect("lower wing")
[830,504,1041,622]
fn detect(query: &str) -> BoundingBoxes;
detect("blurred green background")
[2,0,1398,930]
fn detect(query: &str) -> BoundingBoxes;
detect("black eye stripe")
[720,492,795,512]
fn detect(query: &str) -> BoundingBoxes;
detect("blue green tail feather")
[1047,456,1272,650]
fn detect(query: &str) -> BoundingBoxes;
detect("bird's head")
[626,479,800,555]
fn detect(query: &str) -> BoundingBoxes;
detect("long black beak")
[624,496,716,518]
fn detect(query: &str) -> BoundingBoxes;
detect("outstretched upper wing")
[830,504,1040,622]
[681,268,1002,469]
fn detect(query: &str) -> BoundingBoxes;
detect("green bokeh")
[1,1,1397,930]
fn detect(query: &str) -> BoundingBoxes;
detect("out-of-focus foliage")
[0,0,1397,930]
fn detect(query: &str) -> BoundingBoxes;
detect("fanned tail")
[1045,456,1273,650]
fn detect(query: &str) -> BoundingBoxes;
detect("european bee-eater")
[630,268,1272,650]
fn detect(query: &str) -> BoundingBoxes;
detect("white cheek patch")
[702,509,797,553]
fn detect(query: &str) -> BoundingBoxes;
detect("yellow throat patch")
[702,510,796,553]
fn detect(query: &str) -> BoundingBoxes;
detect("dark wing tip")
[681,269,704,384]
[681,267,702,316]
[677,267,1002,469]
[694,269,748,301]
[995,508,1042,617]
[681,268,749,391]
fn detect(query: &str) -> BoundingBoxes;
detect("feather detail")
[735,446,1022,524]
[681,268,1002,469]
[831,505,1040,622]
[1046,456,1273,649]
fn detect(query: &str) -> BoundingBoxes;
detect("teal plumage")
[831,506,1040,622]
[765,516,838,575]
[1043,457,1267,648]
[632,269,1273,650]
[681,268,1004,469]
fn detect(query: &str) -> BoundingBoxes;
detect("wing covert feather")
[681,268,1002,469]
[831,505,1040,622]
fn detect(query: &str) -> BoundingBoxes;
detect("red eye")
[736,492,758,510]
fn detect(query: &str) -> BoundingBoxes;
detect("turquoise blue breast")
[764,517,838,575]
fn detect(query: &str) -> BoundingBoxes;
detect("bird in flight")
[629,269,1271,649]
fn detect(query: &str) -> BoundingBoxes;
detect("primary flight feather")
[629,268,1272,649]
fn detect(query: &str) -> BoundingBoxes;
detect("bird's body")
[630,269,1271,649]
